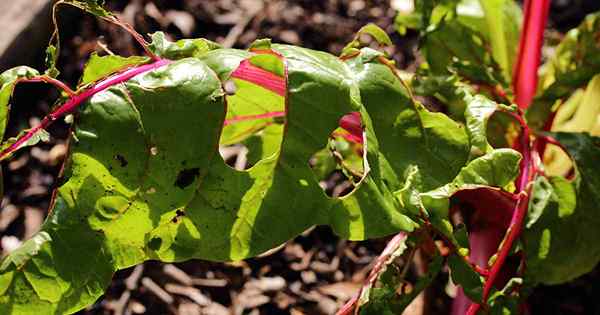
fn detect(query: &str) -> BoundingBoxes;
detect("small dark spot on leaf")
[114,154,128,167]
[171,210,186,223]
[174,168,200,189]
[148,237,162,250]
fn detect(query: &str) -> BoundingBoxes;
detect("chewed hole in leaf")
[218,54,286,171]
[174,168,200,189]
[148,237,162,250]
[310,112,365,198]
[171,209,186,223]
[114,154,128,167]
[486,111,517,149]
[543,141,575,179]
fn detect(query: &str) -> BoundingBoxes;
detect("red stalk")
[458,1,552,312]
[223,111,285,125]
[466,112,535,315]
[451,188,516,315]
[18,76,76,97]
[230,59,286,96]
[512,0,551,109]
[335,232,408,315]
[0,59,171,161]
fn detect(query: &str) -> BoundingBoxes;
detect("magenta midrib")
[0,59,172,161]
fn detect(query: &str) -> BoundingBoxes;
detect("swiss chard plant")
[1,0,599,314]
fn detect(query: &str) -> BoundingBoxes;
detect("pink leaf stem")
[335,232,408,315]
[512,0,551,109]
[467,111,534,315]
[0,59,171,161]
[230,59,286,96]
[18,76,76,97]
[451,188,517,315]
[223,111,285,126]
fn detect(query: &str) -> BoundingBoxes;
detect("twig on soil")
[221,1,263,48]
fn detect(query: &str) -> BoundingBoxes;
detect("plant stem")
[335,232,408,315]
[463,0,552,311]
[512,0,551,109]
[0,59,171,161]
[108,16,161,61]
[223,111,285,125]
[230,59,286,96]
[18,76,76,97]
[467,111,534,315]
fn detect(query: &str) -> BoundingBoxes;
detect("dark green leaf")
[524,132,600,285]
[448,253,484,302]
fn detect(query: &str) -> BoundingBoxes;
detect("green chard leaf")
[419,148,521,240]
[0,66,39,199]
[524,132,600,285]
[342,23,393,57]
[80,53,149,86]
[0,11,526,311]
[0,67,40,142]
[0,42,485,313]
[399,0,520,85]
[448,253,484,302]
[527,12,600,130]
[148,32,221,60]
